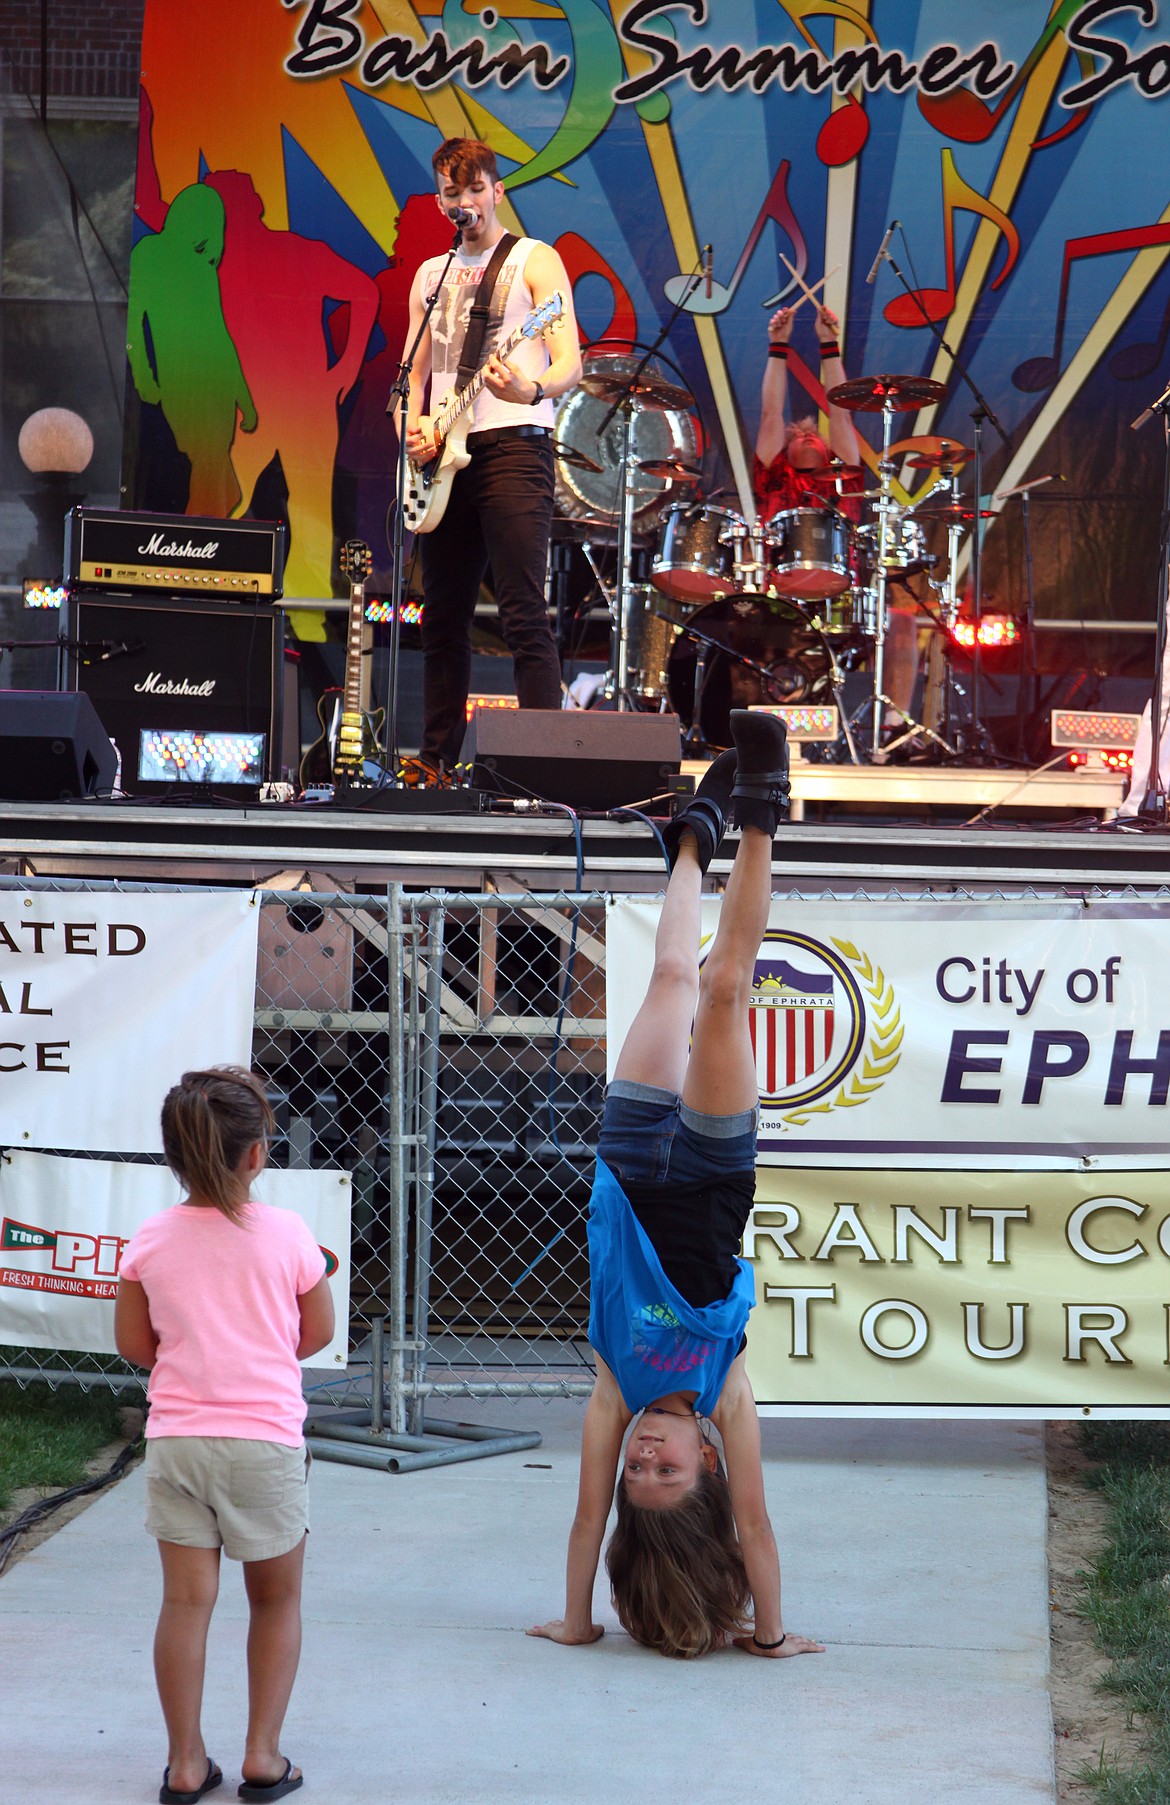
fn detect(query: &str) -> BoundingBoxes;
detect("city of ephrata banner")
[607,897,1170,1416]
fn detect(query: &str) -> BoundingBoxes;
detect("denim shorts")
[597,1079,758,1190]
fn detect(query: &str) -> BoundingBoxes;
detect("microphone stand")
[382,218,467,781]
[995,474,1054,762]
[877,227,1011,761]
[1132,373,1170,821]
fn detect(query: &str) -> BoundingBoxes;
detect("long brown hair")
[605,1465,751,1658]
[160,1067,274,1224]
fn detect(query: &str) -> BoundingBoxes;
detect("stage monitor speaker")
[463,707,681,811]
[0,690,118,800]
[64,591,283,796]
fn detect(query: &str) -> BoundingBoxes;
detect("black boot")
[729,710,790,836]
[661,747,737,872]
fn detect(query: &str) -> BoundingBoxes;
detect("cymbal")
[827,374,948,413]
[898,436,973,469]
[636,458,701,481]
[579,368,695,410]
[554,442,604,474]
[913,503,997,522]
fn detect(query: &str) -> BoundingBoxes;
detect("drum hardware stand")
[1130,371,1170,821]
[878,224,1011,762]
[595,273,705,710]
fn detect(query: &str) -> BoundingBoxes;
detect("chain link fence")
[6,874,1169,1450]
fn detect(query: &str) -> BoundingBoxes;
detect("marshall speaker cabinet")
[63,592,283,796]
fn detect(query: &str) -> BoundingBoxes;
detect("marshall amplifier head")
[64,591,283,796]
[65,507,286,599]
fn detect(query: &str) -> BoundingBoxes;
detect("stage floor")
[0,763,1162,895]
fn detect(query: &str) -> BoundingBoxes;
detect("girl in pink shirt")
[116,1067,334,1805]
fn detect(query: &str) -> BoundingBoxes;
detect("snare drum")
[769,508,852,598]
[807,586,882,638]
[651,503,740,601]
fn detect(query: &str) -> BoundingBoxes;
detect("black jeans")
[418,431,561,768]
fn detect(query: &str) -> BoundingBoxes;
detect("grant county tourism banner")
[130,1,1170,632]
[0,1151,352,1367]
[0,891,260,1152]
[607,898,1170,1415]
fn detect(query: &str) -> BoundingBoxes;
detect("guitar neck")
[341,579,365,718]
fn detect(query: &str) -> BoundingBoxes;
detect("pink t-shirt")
[120,1199,327,1447]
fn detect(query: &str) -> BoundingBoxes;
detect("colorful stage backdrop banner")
[0,891,260,1153]
[607,896,1170,1413]
[0,1151,352,1367]
[127,0,1170,629]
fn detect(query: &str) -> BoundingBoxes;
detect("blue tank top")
[587,1157,756,1416]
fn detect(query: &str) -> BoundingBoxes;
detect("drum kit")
[553,350,993,762]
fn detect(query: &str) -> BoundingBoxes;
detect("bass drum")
[666,595,833,748]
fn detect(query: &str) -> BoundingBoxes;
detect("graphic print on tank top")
[425,254,521,392]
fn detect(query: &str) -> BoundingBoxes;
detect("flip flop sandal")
[160,1759,223,1804]
[237,1758,304,1801]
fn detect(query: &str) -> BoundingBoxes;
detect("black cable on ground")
[0,1434,144,1578]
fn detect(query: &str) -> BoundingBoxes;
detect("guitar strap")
[454,232,518,393]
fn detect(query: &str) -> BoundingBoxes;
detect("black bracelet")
[753,1633,787,1649]
[768,344,788,360]
[819,342,840,359]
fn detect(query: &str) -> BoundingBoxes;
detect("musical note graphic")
[1109,290,1170,381]
[883,151,1021,329]
[1012,223,1170,392]
[663,159,807,316]
[917,0,1085,146]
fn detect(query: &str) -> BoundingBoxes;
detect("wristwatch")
[530,379,545,406]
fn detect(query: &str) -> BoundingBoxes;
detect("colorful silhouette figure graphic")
[126,181,257,518]
[205,170,379,597]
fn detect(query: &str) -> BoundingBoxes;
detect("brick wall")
[0,0,145,99]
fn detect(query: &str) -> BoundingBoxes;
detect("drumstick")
[777,254,840,313]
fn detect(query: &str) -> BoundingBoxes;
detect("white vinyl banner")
[0,891,260,1152]
[606,898,1170,1170]
[0,1150,351,1367]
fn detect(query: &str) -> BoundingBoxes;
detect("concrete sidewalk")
[1,1404,1054,1804]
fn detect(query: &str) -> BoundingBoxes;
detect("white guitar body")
[403,291,563,536]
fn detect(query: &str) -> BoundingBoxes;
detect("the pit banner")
[606,896,1170,1413]
[0,1150,351,1368]
[0,891,260,1153]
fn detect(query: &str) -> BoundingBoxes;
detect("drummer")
[754,304,918,744]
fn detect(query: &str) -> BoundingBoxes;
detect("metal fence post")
[409,899,445,1434]
[385,881,407,1438]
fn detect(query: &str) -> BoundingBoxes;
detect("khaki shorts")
[145,1437,311,1562]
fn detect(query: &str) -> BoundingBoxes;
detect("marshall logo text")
[132,673,217,698]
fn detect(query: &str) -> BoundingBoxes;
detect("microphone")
[704,243,713,300]
[865,220,898,286]
[448,207,476,228]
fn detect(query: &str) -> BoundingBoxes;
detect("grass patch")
[1076,1422,1170,1801]
[0,1380,132,1513]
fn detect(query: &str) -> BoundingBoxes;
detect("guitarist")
[402,137,581,783]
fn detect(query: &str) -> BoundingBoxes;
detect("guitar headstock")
[523,292,564,338]
[340,539,373,584]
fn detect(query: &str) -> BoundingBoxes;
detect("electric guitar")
[403,291,564,535]
[298,539,386,789]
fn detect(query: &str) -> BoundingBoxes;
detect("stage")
[0,766,1161,896]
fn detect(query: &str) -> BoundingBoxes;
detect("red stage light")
[951,614,1020,649]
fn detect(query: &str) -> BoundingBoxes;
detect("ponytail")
[160,1066,274,1223]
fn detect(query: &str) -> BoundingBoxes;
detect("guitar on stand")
[402,293,564,534]
[298,539,386,791]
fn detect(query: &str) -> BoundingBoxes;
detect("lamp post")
[18,407,93,577]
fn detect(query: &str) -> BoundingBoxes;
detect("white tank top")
[418,235,556,433]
